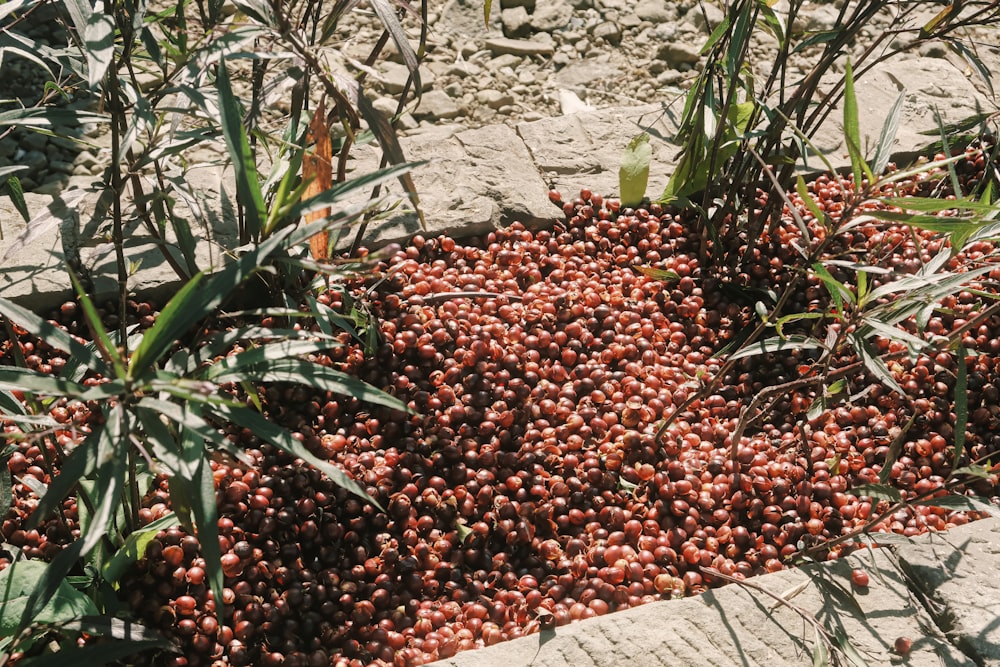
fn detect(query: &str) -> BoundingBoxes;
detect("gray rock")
[896,518,1000,665]
[501,7,532,38]
[21,149,47,173]
[802,4,842,32]
[378,61,435,95]
[412,90,462,120]
[483,37,556,57]
[592,21,622,45]
[0,138,17,159]
[634,0,674,23]
[35,175,69,196]
[517,103,679,198]
[477,89,516,110]
[21,131,48,152]
[73,151,99,170]
[491,54,525,70]
[687,2,726,31]
[372,96,401,119]
[553,61,623,87]
[529,0,573,32]
[656,40,703,65]
[48,160,75,175]
[918,42,949,58]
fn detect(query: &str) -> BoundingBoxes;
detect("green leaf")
[0,297,108,375]
[855,337,904,396]
[202,339,344,381]
[0,558,98,637]
[878,412,916,485]
[632,265,680,283]
[70,270,127,377]
[916,494,1000,520]
[102,513,179,586]
[483,0,492,27]
[619,133,651,208]
[812,627,828,667]
[842,59,868,188]
[84,13,115,89]
[812,262,853,313]
[796,176,826,224]
[851,483,902,503]
[216,61,265,240]
[953,346,968,467]
[4,175,29,224]
[208,403,382,509]
[728,334,826,361]
[211,358,412,414]
[0,107,105,131]
[872,89,906,177]
[0,367,88,399]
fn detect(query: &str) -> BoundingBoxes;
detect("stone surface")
[343,123,557,248]
[413,90,462,120]
[482,37,556,56]
[517,103,680,200]
[429,543,976,667]
[896,517,1000,666]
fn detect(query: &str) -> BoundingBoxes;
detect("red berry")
[894,637,912,655]
[851,569,869,588]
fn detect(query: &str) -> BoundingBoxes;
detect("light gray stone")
[501,6,532,38]
[656,40,703,65]
[477,89,515,110]
[592,21,622,45]
[517,103,679,198]
[344,123,556,247]
[483,37,556,57]
[378,61,436,95]
[529,0,573,32]
[687,2,726,31]
[634,0,673,23]
[896,518,1000,666]
[412,90,462,120]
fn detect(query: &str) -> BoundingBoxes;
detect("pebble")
[502,7,532,38]
[483,37,556,56]
[592,20,622,45]
[413,90,462,120]
[634,0,674,23]
[477,89,516,110]
[529,0,573,32]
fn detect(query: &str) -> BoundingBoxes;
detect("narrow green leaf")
[211,358,412,414]
[370,0,421,91]
[843,58,866,188]
[483,0,492,26]
[851,483,903,503]
[812,627,828,666]
[855,337,904,396]
[916,494,1000,520]
[0,367,88,399]
[811,263,853,312]
[619,133,651,208]
[84,13,115,89]
[70,270,126,377]
[208,403,382,509]
[4,175,29,224]
[0,297,107,375]
[728,334,826,361]
[216,61,265,240]
[102,512,179,586]
[872,89,906,177]
[796,176,826,224]
[952,346,968,467]
[632,266,680,283]
[878,412,917,485]
[202,339,343,381]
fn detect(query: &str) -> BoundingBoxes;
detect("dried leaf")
[304,99,333,260]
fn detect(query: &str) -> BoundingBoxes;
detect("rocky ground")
[2,0,997,198]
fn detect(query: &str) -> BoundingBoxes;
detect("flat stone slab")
[896,517,1000,666]
[516,102,681,202]
[433,521,1000,667]
[347,123,558,247]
